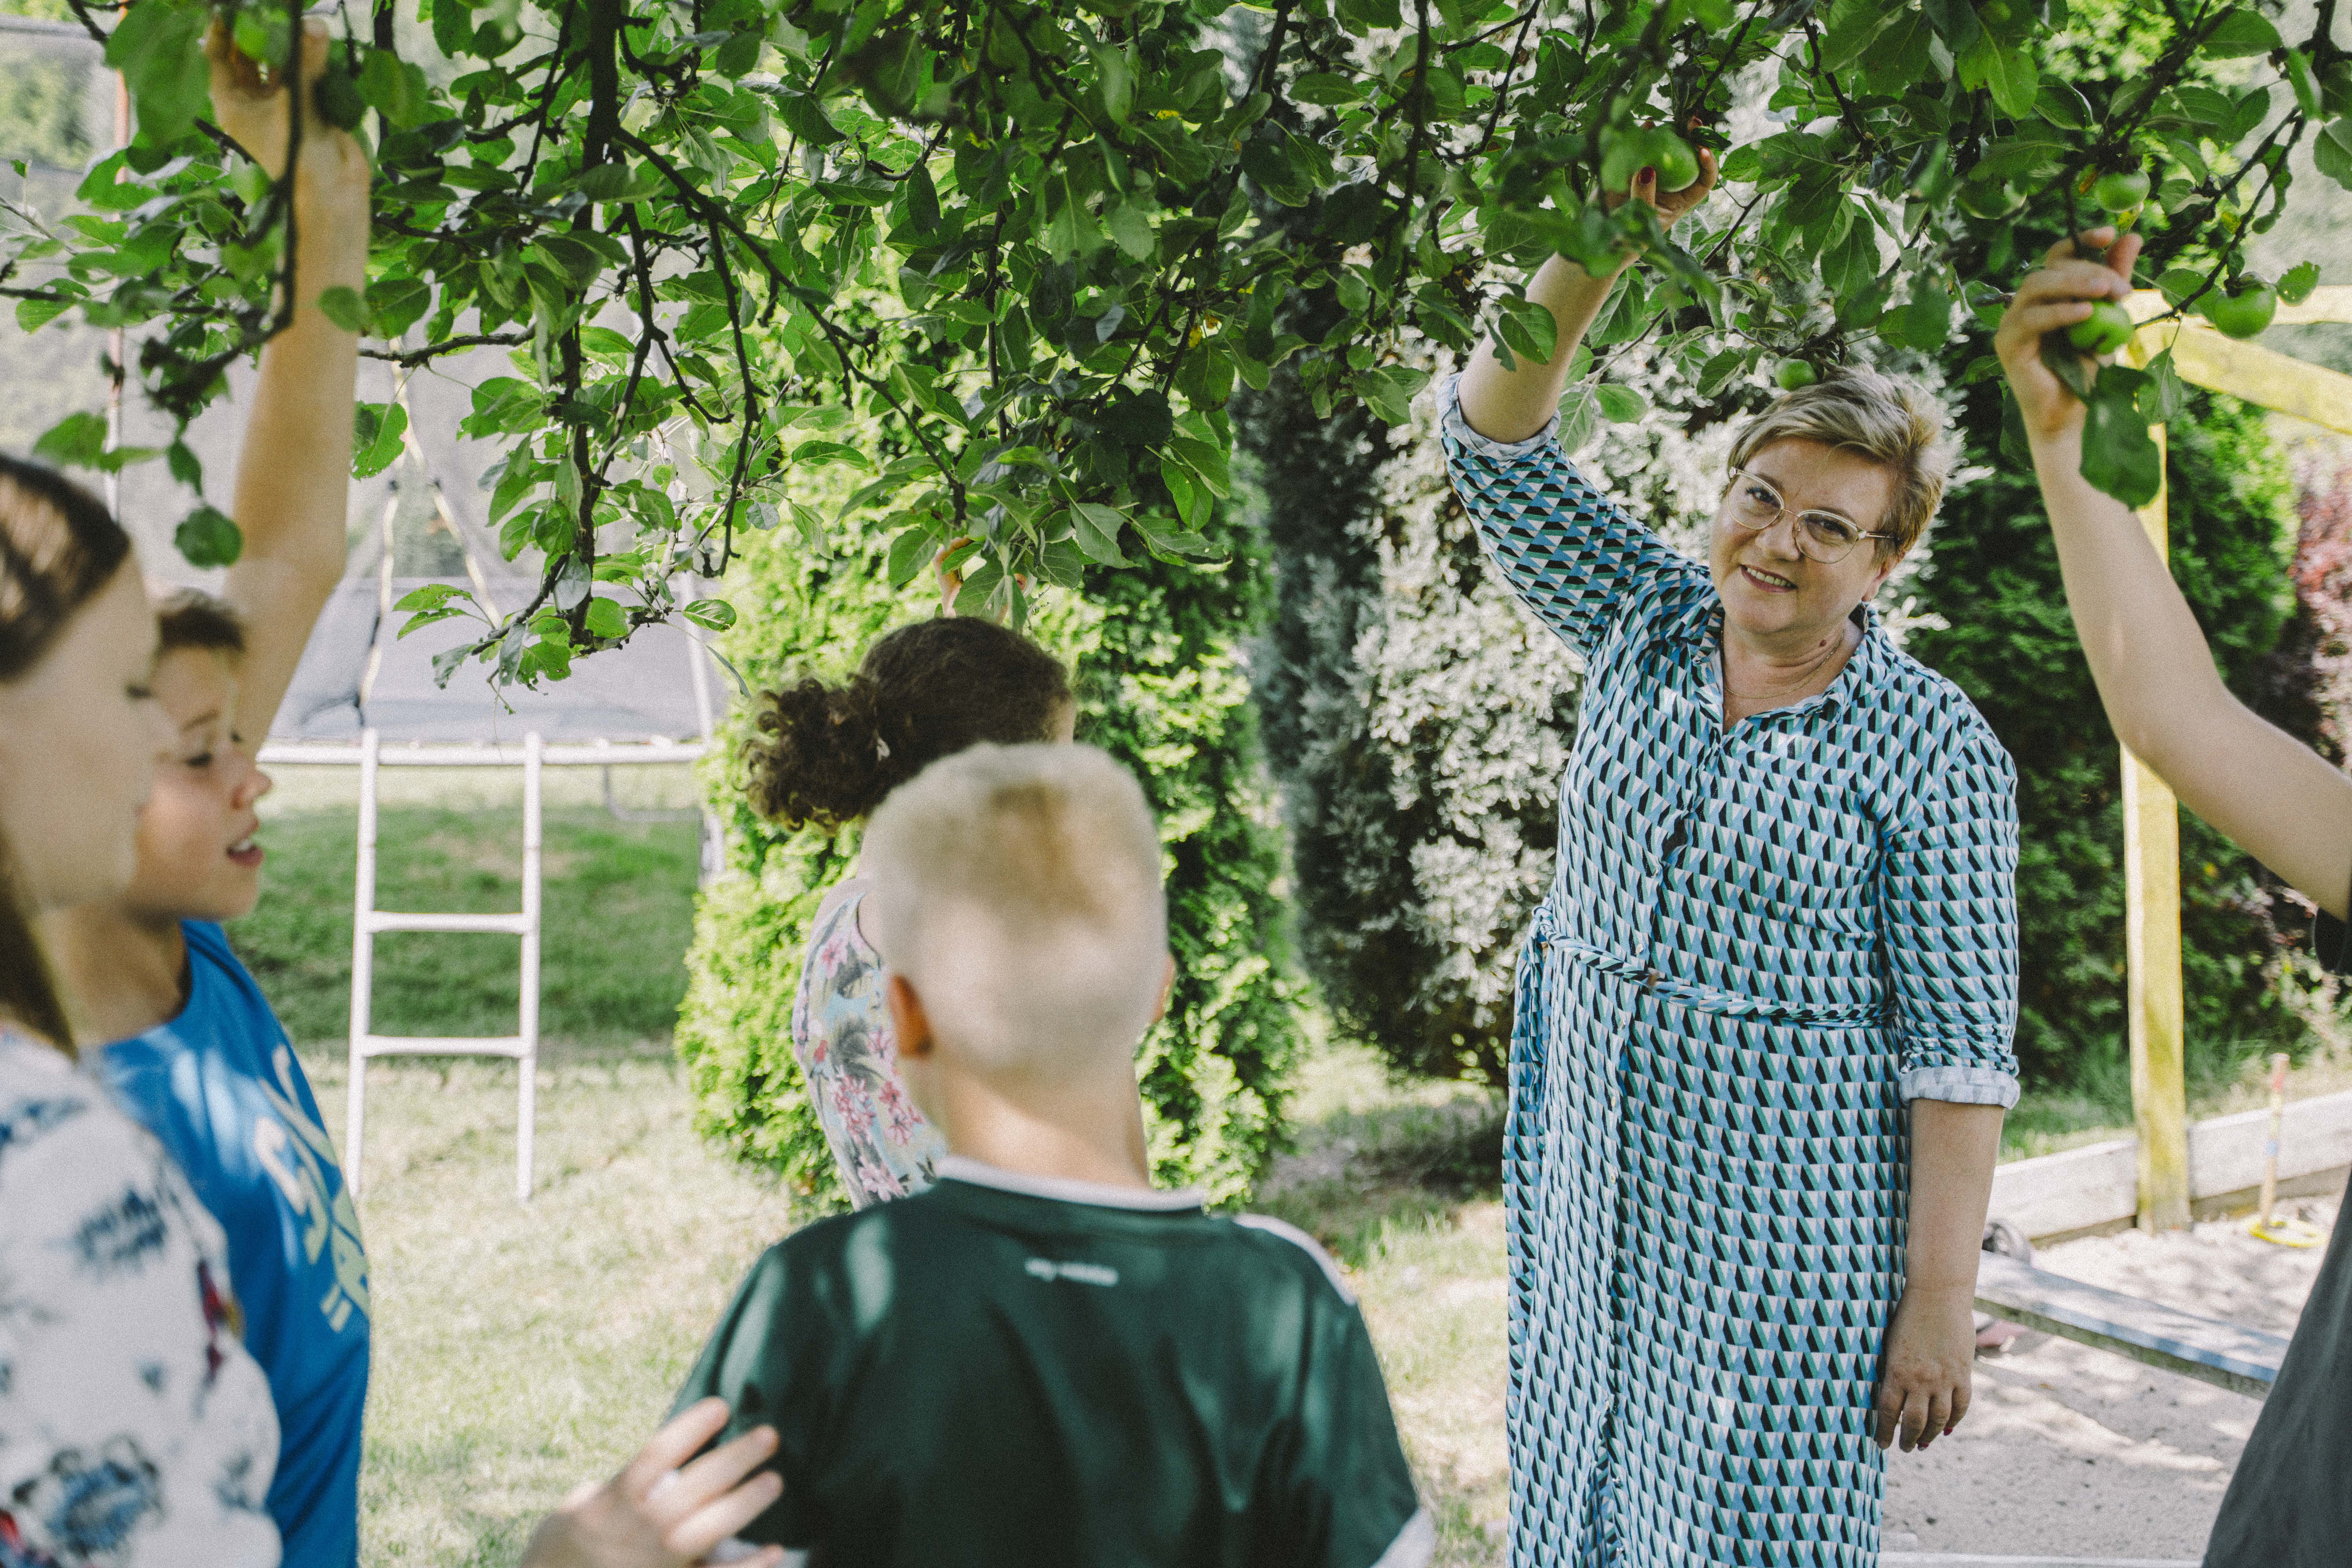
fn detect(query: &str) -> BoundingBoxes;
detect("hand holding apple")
[1993,226,2144,445]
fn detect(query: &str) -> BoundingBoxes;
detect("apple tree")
[1,0,2340,680]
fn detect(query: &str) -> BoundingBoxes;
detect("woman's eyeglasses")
[1722,470,1890,564]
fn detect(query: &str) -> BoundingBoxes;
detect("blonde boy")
[677,742,1433,1568]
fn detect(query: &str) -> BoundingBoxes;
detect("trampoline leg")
[518,731,542,1202]
[346,727,380,1199]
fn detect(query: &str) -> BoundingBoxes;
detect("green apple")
[1957,180,2013,219]
[2066,299,2136,356]
[1646,130,1701,192]
[2092,170,2150,212]
[1774,359,1818,391]
[2201,281,2277,340]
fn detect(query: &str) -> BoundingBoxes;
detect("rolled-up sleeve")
[1883,722,2021,1107]
[1437,372,1705,659]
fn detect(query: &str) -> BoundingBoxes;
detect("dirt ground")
[1881,1184,2342,1563]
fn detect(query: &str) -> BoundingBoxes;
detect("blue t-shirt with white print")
[96,920,371,1568]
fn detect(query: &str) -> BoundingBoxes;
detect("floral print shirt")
[790,888,947,1207]
[0,1025,281,1568]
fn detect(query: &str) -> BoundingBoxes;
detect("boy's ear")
[884,971,935,1062]
[1149,953,1175,1028]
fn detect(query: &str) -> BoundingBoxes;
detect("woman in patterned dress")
[745,617,1080,1205]
[1440,158,2020,1563]
[1996,226,2349,1568]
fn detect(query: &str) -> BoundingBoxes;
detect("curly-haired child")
[746,616,1083,1205]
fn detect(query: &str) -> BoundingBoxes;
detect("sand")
[1880,1185,2341,1562]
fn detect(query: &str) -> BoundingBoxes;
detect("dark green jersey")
[675,1156,1431,1568]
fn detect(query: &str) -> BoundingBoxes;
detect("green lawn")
[232,805,701,1047]
[323,1035,1515,1567]
[237,798,2338,1566]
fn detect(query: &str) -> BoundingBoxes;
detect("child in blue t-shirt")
[52,593,372,1567]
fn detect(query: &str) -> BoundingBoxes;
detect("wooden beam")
[1974,1253,2288,1400]
[2127,283,2352,327]
[2269,283,2352,326]
[2160,328,2352,436]
[2112,390,2191,1232]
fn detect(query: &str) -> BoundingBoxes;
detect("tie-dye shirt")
[0,1024,280,1567]
[790,886,947,1207]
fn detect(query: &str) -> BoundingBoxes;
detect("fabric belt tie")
[1537,925,1884,1030]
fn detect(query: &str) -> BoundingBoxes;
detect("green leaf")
[353,51,431,129]
[583,597,629,640]
[1892,275,1953,351]
[1496,297,1558,368]
[33,410,108,469]
[1859,9,1937,94]
[106,0,212,147]
[2279,261,2321,306]
[1358,365,1430,426]
[1291,72,1364,107]
[1070,502,1130,565]
[15,296,72,332]
[174,504,243,569]
[1091,45,1134,123]
[2038,327,2095,403]
[2034,77,2092,130]
[1981,39,2037,119]
[1594,384,1647,423]
[2154,267,2208,308]
[1106,200,1156,261]
[2286,50,2323,119]
[352,401,409,479]
[2136,347,2189,424]
[683,598,736,631]
[886,526,934,588]
[316,286,368,334]
[2317,118,2352,192]
[366,278,433,340]
[2080,368,2161,508]
[772,90,845,146]
[2199,8,2283,59]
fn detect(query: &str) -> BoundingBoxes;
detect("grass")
[244,794,2343,1565]
[232,804,701,1047]
[333,1033,1516,1567]
[315,1042,794,1565]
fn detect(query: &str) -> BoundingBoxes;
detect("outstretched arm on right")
[1994,229,2352,918]
[1455,152,1718,444]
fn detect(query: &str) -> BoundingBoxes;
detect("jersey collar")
[935,1154,1207,1212]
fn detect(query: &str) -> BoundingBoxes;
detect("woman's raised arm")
[1455,150,1717,445]
[1994,229,2352,918]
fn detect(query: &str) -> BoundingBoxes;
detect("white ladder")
[344,726,543,1201]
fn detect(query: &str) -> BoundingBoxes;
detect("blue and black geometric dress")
[1437,375,2022,1567]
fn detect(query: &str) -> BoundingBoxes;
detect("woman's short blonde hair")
[1727,367,1955,561]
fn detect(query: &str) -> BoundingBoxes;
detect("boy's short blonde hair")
[1727,366,1955,561]
[861,742,1167,1071]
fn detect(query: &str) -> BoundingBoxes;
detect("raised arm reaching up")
[1454,149,1718,444]
[1993,230,2352,918]
[204,21,369,741]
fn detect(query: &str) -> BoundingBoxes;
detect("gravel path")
[1881,1184,2341,1561]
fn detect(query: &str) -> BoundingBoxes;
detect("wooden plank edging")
[1971,1255,2289,1399]
[1990,1089,2352,1242]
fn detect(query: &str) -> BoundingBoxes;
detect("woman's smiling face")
[1708,438,1900,648]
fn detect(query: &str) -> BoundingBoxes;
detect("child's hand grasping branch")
[204,18,369,214]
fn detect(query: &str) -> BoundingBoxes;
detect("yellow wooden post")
[2119,419,2191,1231]
[2104,289,2352,1232]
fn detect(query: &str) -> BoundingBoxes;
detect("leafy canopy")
[4,0,2340,679]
